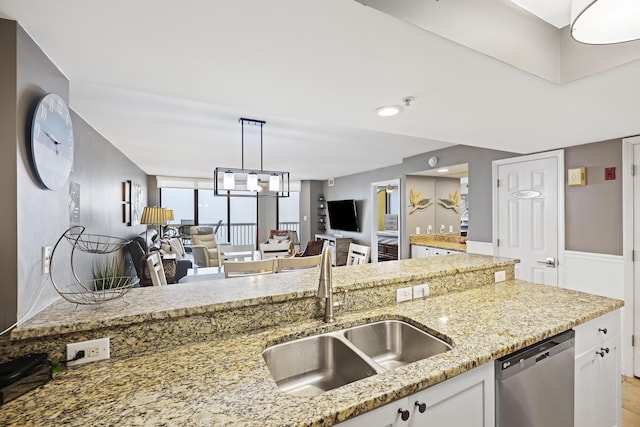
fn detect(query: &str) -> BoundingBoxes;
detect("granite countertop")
[10,254,513,340]
[1,280,622,426]
[409,235,467,252]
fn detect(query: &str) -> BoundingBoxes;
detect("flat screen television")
[327,199,359,232]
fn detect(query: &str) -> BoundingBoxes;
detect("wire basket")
[54,276,139,305]
[50,226,137,305]
[64,226,131,254]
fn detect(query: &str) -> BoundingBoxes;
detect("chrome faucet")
[317,245,335,323]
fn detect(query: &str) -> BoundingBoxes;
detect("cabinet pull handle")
[596,350,606,358]
[415,401,427,413]
[598,328,608,334]
[398,408,410,421]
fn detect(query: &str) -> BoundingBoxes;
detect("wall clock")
[30,93,74,190]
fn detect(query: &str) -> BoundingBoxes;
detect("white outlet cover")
[66,337,110,366]
[495,270,506,282]
[396,287,412,302]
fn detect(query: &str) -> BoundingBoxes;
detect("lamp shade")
[164,209,174,222]
[571,0,640,44]
[140,206,166,225]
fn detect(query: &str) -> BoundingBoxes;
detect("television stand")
[314,234,353,266]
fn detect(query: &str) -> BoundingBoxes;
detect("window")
[160,188,194,225]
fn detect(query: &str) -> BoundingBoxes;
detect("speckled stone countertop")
[0,279,622,426]
[10,254,512,340]
[409,235,467,252]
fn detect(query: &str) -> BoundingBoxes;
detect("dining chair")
[146,252,168,286]
[294,240,324,257]
[224,258,277,278]
[346,243,371,266]
[277,255,322,273]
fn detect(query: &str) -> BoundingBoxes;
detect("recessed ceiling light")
[437,168,450,173]
[375,105,403,117]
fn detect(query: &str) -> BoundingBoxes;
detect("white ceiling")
[508,0,570,28]
[1,0,640,182]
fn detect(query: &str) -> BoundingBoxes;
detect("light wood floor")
[623,376,640,427]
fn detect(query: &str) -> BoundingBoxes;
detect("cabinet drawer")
[574,309,620,355]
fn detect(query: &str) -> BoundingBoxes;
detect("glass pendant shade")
[223,170,235,189]
[571,0,640,44]
[269,174,280,192]
[247,172,258,191]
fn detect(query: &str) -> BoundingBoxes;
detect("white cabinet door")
[411,245,429,259]
[408,363,494,427]
[574,313,621,427]
[339,398,410,427]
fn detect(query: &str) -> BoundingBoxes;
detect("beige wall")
[565,139,623,255]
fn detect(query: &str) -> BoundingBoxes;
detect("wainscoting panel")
[465,240,494,256]
[562,250,624,299]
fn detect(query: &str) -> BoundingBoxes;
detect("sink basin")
[342,320,453,370]
[262,334,378,397]
[262,320,452,396]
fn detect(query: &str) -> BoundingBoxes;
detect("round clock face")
[31,93,74,190]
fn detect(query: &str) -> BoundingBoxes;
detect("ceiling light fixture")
[375,96,415,117]
[375,105,403,117]
[571,0,640,44]
[214,118,290,197]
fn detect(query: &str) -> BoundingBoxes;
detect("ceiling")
[1,0,640,182]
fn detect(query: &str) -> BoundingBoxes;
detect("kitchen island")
[0,255,622,426]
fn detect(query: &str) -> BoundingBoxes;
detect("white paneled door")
[494,151,563,286]
[632,141,640,377]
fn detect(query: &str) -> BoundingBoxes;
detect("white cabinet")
[339,397,411,427]
[408,362,494,427]
[428,247,462,257]
[410,245,462,259]
[411,245,430,259]
[339,363,494,426]
[574,310,621,427]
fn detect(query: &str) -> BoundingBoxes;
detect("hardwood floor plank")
[622,376,640,427]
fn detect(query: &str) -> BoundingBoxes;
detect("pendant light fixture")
[571,0,640,44]
[214,118,290,197]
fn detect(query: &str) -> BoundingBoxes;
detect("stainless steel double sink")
[262,320,452,396]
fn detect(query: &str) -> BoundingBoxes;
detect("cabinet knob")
[598,327,608,334]
[415,401,427,413]
[398,408,410,421]
[601,347,610,354]
[596,350,606,358]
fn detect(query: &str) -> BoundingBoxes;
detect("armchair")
[190,226,221,268]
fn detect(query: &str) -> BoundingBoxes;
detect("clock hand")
[42,130,62,154]
[42,130,61,145]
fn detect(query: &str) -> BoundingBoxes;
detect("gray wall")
[565,139,623,255]
[1,19,148,330]
[402,145,517,244]
[323,145,516,259]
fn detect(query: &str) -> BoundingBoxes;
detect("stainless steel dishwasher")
[495,329,575,427]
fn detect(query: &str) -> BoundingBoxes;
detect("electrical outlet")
[42,246,52,275]
[396,287,412,302]
[495,270,506,282]
[66,337,110,366]
[413,284,430,299]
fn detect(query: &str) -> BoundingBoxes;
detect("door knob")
[536,257,556,268]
